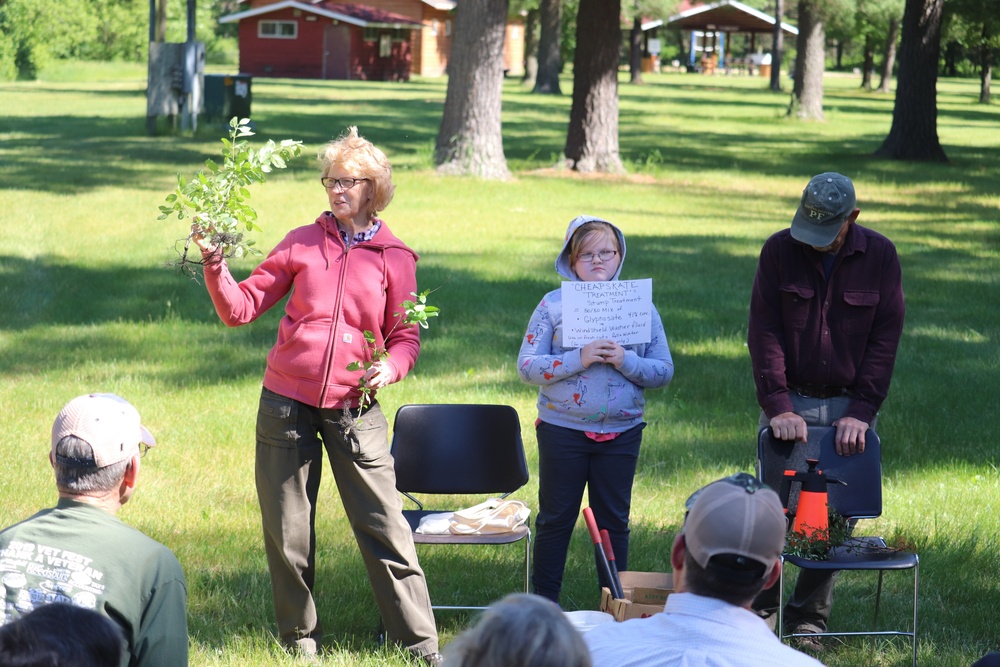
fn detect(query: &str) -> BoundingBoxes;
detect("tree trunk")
[788,0,825,120]
[435,0,511,179]
[873,0,947,161]
[156,0,168,42]
[877,16,900,93]
[978,24,993,104]
[770,0,785,92]
[943,40,959,77]
[861,34,874,90]
[522,8,539,86]
[629,16,643,84]
[981,62,993,104]
[534,0,562,94]
[564,0,624,173]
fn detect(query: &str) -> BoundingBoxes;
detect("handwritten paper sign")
[561,279,653,348]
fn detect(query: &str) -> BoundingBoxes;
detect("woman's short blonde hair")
[319,126,395,218]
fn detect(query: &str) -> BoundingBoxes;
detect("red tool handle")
[599,529,615,561]
[600,529,625,600]
[583,507,602,544]
[583,508,619,599]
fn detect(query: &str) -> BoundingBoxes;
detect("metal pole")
[182,0,197,131]
[147,0,157,135]
[149,0,156,41]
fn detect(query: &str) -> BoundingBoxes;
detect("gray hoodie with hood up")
[517,215,673,433]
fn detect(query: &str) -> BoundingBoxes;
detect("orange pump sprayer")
[782,459,847,539]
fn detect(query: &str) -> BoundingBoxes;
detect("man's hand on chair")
[769,412,808,442]
[832,417,869,456]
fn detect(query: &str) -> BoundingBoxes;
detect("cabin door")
[323,25,350,79]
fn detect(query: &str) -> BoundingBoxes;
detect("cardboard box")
[599,571,674,621]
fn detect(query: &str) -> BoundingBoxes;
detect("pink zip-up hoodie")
[202,212,420,409]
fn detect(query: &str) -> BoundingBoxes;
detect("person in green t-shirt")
[0,393,188,667]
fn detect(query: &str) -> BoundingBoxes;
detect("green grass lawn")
[0,64,998,666]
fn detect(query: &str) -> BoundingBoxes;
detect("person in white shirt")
[585,473,824,667]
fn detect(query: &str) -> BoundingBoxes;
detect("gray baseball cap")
[790,172,857,247]
[684,475,786,581]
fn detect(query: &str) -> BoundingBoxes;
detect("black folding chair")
[390,404,531,612]
[757,426,919,666]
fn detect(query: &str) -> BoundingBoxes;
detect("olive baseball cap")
[51,393,156,468]
[790,172,857,247]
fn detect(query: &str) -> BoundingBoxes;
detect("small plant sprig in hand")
[157,117,304,277]
[346,290,440,416]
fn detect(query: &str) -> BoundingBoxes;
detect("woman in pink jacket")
[195,127,440,664]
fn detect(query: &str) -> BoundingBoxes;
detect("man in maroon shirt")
[746,172,905,650]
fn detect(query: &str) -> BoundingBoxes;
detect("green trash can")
[203,74,252,121]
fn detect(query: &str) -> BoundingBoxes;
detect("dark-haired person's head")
[0,603,124,667]
[971,653,1000,667]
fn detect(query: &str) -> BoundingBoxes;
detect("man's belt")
[789,384,850,399]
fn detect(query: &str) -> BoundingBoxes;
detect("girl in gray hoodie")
[518,215,674,603]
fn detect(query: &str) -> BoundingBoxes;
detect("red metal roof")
[220,1,423,28]
[317,2,424,26]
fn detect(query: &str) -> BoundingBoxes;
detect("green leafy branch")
[346,290,440,413]
[157,117,304,275]
[784,509,852,560]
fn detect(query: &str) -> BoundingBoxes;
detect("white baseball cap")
[51,393,156,468]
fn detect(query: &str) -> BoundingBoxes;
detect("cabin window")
[368,28,407,50]
[259,20,297,39]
